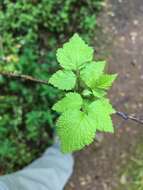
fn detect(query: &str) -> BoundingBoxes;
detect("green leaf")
[80,61,106,88]
[52,92,83,113]
[95,74,117,89]
[56,33,94,70]
[88,98,115,132]
[97,114,114,132]
[56,110,96,153]
[82,89,92,97]
[99,98,116,114]
[49,70,76,90]
[92,89,107,98]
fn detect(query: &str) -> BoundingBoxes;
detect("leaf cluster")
[50,34,117,153]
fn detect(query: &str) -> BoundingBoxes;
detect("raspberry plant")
[49,33,117,153]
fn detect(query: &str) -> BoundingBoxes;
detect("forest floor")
[65,0,143,189]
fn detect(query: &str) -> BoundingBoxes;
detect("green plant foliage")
[0,0,104,172]
[57,34,93,70]
[88,98,116,132]
[0,49,58,173]
[0,0,104,72]
[50,34,117,153]
[80,61,106,88]
[57,110,97,153]
[53,93,83,113]
[92,89,107,98]
[49,70,76,90]
[95,74,117,89]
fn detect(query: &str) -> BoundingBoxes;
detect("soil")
[65,0,143,189]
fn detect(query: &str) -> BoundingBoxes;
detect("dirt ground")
[65,0,143,189]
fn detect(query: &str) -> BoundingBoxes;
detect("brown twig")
[0,71,49,85]
[116,111,143,125]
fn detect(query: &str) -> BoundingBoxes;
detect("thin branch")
[116,111,143,125]
[0,71,143,125]
[0,71,49,85]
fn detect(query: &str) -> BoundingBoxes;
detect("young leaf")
[95,74,117,89]
[56,33,94,70]
[49,70,76,90]
[88,98,116,132]
[52,92,83,113]
[56,110,96,153]
[80,61,106,88]
[92,89,107,98]
[82,89,92,97]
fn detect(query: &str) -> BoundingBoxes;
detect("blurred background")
[0,0,143,190]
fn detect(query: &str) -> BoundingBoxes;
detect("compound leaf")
[50,34,117,153]
[52,92,83,113]
[49,70,76,90]
[80,61,106,88]
[56,110,96,153]
[56,33,94,70]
